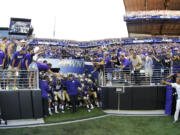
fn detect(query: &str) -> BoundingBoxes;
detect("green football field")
[1,115,180,135]
[44,107,106,123]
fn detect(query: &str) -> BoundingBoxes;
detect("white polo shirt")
[172,83,180,99]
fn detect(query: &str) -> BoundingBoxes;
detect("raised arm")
[166,73,174,79]
[161,80,172,86]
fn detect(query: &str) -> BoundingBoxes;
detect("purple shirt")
[10,51,25,67]
[105,57,112,68]
[0,49,5,65]
[105,57,113,72]
[121,58,131,69]
[39,80,50,98]
[95,57,103,62]
[36,62,50,72]
[98,53,103,57]
[21,53,32,69]
[63,79,82,96]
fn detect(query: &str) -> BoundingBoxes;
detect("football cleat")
[88,109,91,112]
[55,110,59,114]
[91,104,94,109]
[49,111,53,116]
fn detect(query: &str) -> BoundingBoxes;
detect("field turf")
[1,115,180,135]
[44,107,105,123]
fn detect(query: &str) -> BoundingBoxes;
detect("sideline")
[0,114,111,129]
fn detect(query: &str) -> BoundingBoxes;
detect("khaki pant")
[54,91,70,102]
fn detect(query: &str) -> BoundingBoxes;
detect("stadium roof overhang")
[126,19,180,36]
[123,0,180,37]
[123,0,180,11]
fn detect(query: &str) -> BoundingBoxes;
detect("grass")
[1,116,180,135]
[44,107,106,123]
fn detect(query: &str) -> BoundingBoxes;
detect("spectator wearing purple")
[0,49,5,89]
[172,48,180,73]
[104,53,113,86]
[116,55,131,83]
[0,49,5,70]
[6,47,26,90]
[20,48,35,88]
[36,62,60,78]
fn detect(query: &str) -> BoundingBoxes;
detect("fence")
[0,70,39,90]
[103,67,173,86]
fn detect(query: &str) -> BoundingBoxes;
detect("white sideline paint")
[0,115,110,129]
[104,110,165,116]
[7,118,44,126]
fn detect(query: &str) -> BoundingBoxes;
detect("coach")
[63,74,82,113]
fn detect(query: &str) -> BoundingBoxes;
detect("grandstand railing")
[0,70,39,90]
[103,68,173,86]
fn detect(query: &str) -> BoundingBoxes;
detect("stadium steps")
[104,110,166,116]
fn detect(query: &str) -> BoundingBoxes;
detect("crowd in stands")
[34,42,180,86]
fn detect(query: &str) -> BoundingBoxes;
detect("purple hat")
[21,47,26,51]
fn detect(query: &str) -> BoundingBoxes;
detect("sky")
[0,0,128,41]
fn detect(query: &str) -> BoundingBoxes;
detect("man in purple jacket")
[63,74,82,113]
[39,75,52,116]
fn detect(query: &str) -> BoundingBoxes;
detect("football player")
[83,79,94,112]
[86,79,100,107]
[53,78,66,113]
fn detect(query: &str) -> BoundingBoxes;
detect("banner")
[59,59,94,74]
